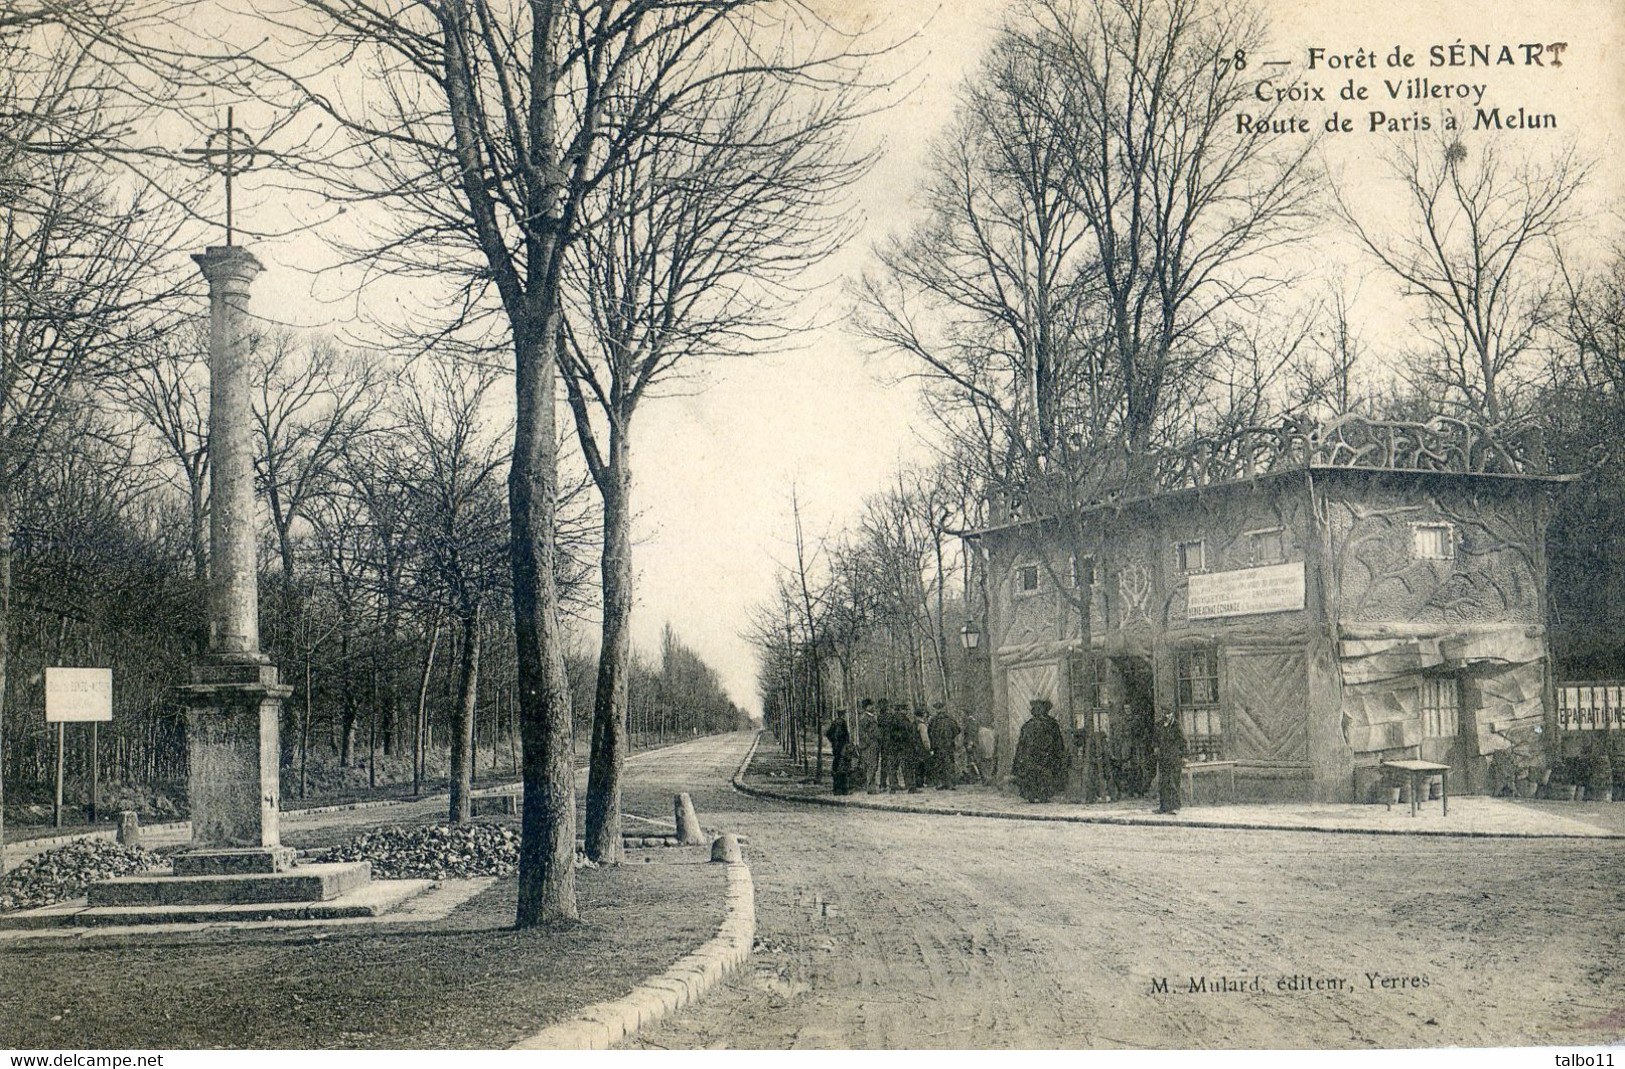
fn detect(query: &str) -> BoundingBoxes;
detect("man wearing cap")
[1154,709,1186,814]
[1013,698,1067,802]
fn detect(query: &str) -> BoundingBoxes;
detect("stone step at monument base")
[0,878,432,931]
[172,846,297,876]
[88,861,372,908]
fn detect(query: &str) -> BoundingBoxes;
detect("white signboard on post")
[1187,562,1305,620]
[45,667,113,722]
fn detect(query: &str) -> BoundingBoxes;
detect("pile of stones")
[1,839,160,912]
[319,822,521,880]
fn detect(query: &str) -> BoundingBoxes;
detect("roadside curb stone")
[729,731,1625,842]
[509,857,756,1050]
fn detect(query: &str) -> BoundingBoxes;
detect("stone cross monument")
[171,115,293,876]
[65,120,377,923]
[174,245,294,876]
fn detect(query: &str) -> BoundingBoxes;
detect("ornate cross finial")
[184,107,260,246]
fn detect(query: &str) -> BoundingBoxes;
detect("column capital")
[193,245,263,288]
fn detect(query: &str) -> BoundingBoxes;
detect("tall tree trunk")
[450,604,481,823]
[188,468,209,583]
[510,309,579,927]
[812,653,825,784]
[381,593,400,755]
[0,488,12,853]
[585,434,632,864]
[300,647,312,799]
[438,0,576,927]
[369,657,379,790]
[413,614,441,797]
[507,679,520,776]
[339,626,358,766]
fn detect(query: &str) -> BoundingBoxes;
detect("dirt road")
[619,732,1625,1050]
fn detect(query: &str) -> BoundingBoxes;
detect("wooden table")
[1380,759,1451,817]
[1181,760,1238,805]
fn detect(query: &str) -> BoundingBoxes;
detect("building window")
[1015,562,1041,595]
[1070,554,1095,588]
[1248,527,1286,565]
[1176,646,1223,759]
[1175,539,1206,575]
[1068,651,1113,734]
[1413,523,1455,561]
[1420,676,1460,738]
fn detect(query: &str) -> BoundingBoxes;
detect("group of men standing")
[824,699,994,796]
[1010,698,1188,812]
[825,694,1189,814]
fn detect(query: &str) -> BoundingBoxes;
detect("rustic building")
[965,416,1573,803]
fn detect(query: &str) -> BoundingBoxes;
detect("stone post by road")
[175,246,293,875]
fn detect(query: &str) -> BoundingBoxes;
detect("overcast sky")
[231,0,1623,715]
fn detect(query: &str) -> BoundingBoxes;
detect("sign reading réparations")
[45,667,113,722]
[1187,562,1306,619]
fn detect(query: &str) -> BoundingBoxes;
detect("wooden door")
[1223,647,1309,766]
[1006,662,1058,728]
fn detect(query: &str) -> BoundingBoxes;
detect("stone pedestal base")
[88,862,371,908]
[0,864,429,922]
[172,847,296,876]
[177,661,292,856]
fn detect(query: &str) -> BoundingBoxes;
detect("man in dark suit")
[1155,710,1186,814]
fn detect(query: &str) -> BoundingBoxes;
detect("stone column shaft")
[195,246,263,661]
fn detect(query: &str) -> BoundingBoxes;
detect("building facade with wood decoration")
[964,415,1575,803]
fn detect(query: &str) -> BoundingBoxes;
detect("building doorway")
[1111,655,1156,795]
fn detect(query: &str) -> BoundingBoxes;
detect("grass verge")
[0,846,725,1049]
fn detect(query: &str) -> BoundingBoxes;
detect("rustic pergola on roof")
[966,414,1571,539]
[1159,413,1552,490]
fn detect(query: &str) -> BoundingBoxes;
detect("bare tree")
[1037,0,1317,480]
[119,319,213,585]
[250,330,383,595]
[393,357,510,823]
[1336,135,1587,424]
[860,0,1316,697]
[854,18,1097,498]
[558,26,869,860]
[1557,244,1625,407]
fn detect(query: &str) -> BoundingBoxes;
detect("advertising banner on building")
[1187,562,1306,620]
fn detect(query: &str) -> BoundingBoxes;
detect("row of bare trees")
[0,0,204,852]
[0,314,748,831]
[205,0,882,924]
[752,470,983,769]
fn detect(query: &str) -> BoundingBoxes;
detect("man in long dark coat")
[1154,710,1186,814]
[927,704,962,790]
[906,706,931,792]
[1013,699,1068,802]
[857,701,882,793]
[878,699,910,792]
[826,711,854,795]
